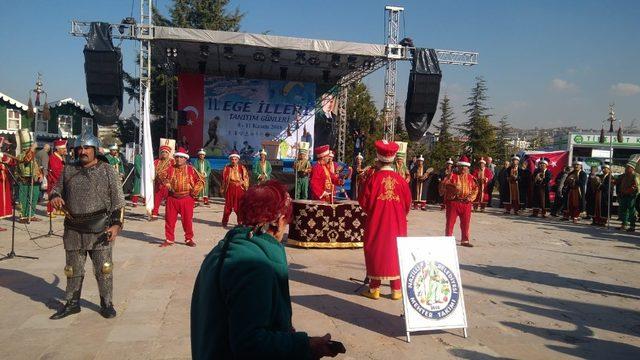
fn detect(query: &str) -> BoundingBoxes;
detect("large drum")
[287,200,366,248]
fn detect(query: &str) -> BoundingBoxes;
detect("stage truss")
[70,2,477,163]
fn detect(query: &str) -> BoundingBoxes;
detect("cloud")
[550,78,578,92]
[610,83,640,96]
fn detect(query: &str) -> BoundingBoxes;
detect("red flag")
[177,73,204,156]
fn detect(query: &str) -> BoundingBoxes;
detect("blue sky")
[1,0,639,130]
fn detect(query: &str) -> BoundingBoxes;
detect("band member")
[593,165,612,226]
[472,157,493,212]
[410,155,431,210]
[152,144,175,219]
[563,161,587,223]
[393,152,411,183]
[293,146,312,200]
[221,151,249,227]
[105,144,124,179]
[550,166,571,217]
[16,134,42,223]
[159,148,205,247]
[47,139,67,215]
[131,150,143,207]
[442,156,479,247]
[310,145,340,202]
[504,155,522,215]
[48,132,125,319]
[350,152,365,200]
[498,160,510,209]
[438,158,455,210]
[616,162,639,231]
[359,140,411,300]
[530,158,552,217]
[195,149,212,205]
[0,138,16,230]
[585,166,600,220]
[252,149,272,184]
[520,161,532,210]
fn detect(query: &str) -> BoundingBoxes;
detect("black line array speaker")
[405,48,442,141]
[84,22,123,126]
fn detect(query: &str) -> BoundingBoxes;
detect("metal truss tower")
[383,6,403,141]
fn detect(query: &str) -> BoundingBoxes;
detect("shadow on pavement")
[465,285,640,358]
[448,348,516,360]
[291,294,405,338]
[119,229,163,245]
[289,268,364,295]
[0,268,101,312]
[461,264,640,300]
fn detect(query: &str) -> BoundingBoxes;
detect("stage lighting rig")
[166,47,177,57]
[118,17,136,35]
[331,54,341,68]
[271,50,280,62]
[253,51,266,62]
[347,55,357,69]
[295,52,306,65]
[307,55,320,65]
[223,46,233,59]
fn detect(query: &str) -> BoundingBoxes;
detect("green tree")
[461,76,495,158]
[429,95,460,168]
[495,115,513,163]
[345,83,381,164]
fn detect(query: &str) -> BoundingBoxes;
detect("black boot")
[50,291,81,320]
[100,297,117,319]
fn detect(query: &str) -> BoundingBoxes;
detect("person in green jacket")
[195,148,212,205]
[191,180,341,360]
[105,144,124,180]
[617,162,640,231]
[252,149,272,184]
[131,151,143,207]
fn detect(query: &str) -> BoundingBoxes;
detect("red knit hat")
[53,139,67,148]
[314,145,330,158]
[375,140,399,162]
[457,155,471,167]
[174,147,189,158]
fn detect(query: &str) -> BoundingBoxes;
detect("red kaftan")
[47,152,65,213]
[310,162,340,202]
[471,167,493,204]
[0,154,16,218]
[358,168,411,280]
[221,164,249,225]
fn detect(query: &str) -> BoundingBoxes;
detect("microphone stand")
[0,166,39,261]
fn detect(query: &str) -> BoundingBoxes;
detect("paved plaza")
[0,200,639,359]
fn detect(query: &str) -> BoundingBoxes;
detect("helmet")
[74,130,102,149]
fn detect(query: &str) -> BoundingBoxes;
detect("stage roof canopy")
[152,26,388,85]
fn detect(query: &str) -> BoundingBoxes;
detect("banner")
[397,236,467,342]
[524,151,569,191]
[141,88,155,216]
[201,77,315,159]
[178,74,205,154]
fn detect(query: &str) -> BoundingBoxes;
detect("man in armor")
[48,131,125,319]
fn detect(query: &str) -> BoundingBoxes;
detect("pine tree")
[429,95,459,168]
[461,76,496,158]
[345,83,381,163]
[495,115,513,163]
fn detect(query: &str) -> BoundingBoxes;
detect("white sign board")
[397,236,467,342]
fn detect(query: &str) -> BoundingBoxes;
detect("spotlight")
[347,55,357,69]
[253,51,266,62]
[271,50,280,62]
[362,59,374,69]
[166,48,177,57]
[295,52,306,65]
[223,46,233,59]
[331,54,340,68]
[322,70,330,83]
[307,55,320,66]
[198,60,207,74]
[238,64,246,77]
[200,45,209,58]
[280,67,288,80]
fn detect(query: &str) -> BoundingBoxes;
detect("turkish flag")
[177,73,204,155]
[525,151,569,199]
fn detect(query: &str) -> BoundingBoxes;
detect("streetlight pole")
[601,103,620,230]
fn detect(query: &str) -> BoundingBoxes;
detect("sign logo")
[573,135,583,144]
[406,261,460,320]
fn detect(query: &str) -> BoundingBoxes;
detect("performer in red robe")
[359,140,411,300]
[152,144,175,219]
[221,151,249,227]
[46,139,67,215]
[472,157,493,212]
[310,145,340,202]
[0,138,17,231]
[160,148,204,247]
[442,156,479,247]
